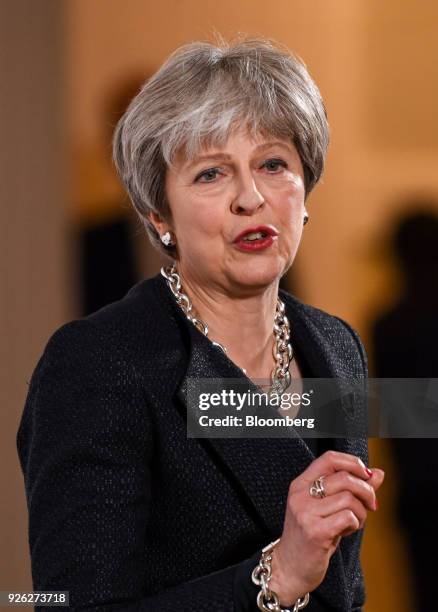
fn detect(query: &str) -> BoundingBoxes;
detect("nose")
[230,173,265,215]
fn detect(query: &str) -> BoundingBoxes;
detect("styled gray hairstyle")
[113,36,329,258]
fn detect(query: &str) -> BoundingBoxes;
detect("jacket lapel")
[176,321,316,536]
[281,291,364,460]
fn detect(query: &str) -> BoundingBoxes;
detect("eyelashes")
[194,158,289,183]
[196,168,221,183]
[263,158,288,172]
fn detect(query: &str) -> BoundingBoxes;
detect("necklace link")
[161,263,293,394]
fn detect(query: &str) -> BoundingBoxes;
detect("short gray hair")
[113,37,330,258]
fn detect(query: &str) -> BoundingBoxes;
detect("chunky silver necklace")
[161,263,293,395]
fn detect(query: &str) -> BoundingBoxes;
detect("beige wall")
[6,1,438,610]
[2,0,71,593]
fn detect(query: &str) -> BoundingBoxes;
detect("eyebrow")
[184,141,293,169]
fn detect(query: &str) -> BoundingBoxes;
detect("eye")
[195,167,222,183]
[262,158,288,173]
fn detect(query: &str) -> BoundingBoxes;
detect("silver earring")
[303,211,309,226]
[161,231,174,246]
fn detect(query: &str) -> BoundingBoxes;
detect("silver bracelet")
[251,538,310,612]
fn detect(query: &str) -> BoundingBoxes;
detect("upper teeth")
[243,231,266,241]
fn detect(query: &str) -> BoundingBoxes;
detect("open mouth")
[233,225,278,251]
[242,231,268,242]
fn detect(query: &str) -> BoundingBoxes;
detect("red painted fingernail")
[365,467,373,477]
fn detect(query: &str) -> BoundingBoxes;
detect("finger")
[366,468,385,492]
[313,491,367,528]
[295,450,372,490]
[316,509,361,543]
[317,470,376,511]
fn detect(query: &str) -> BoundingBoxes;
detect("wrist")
[252,538,310,611]
[270,550,307,607]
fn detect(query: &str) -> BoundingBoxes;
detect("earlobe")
[148,212,176,247]
[161,231,176,246]
[303,210,309,226]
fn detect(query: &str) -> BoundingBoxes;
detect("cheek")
[196,207,224,235]
[276,193,304,251]
[278,192,304,226]
[175,199,225,248]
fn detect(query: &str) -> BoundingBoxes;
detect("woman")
[17,38,384,611]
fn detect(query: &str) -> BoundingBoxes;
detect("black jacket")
[17,272,368,611]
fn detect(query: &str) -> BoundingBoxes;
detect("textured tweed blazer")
[17,272,368,611]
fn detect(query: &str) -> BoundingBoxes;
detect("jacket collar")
[154,273,353,609]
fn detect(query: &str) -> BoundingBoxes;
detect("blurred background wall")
[4,1,438,610]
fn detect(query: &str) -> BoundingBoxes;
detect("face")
[153,128,306,296]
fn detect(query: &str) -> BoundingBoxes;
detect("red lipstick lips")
[233,225,278,252]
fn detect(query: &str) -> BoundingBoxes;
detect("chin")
[227,257,285,293]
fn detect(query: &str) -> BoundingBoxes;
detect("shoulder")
[20,276,183,462]
[31,274,184,389]
[17,283,160,484]
[279,289,368,377]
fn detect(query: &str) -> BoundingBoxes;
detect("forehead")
[172,129,295,168]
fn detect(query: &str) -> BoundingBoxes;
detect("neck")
[175,267,279,380]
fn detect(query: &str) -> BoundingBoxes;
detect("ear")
[148,211,169,237]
